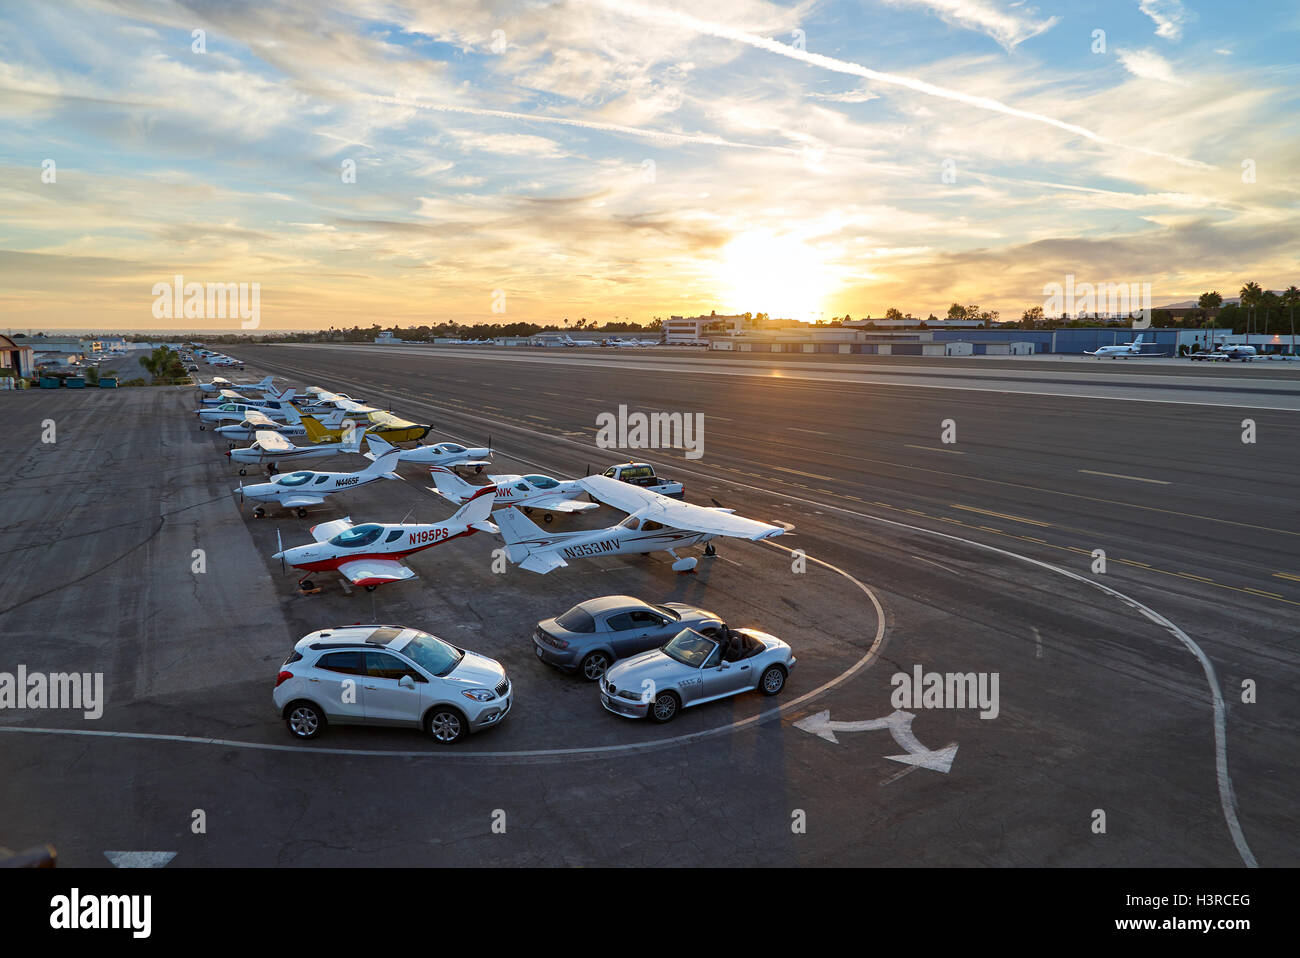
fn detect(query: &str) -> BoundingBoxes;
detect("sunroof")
[368,626,404,645]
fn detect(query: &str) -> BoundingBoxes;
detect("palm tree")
[1240,281,1263,341]
[1283,286,1300,355]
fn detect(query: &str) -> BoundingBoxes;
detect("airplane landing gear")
[703,543,717,557]
[364,584,377,592]
[297,576,319,594]
[543,513,554,524]
[668,550,698,574]
[296,507,309,518]
[238,468,247,476]
[253,506,266,519]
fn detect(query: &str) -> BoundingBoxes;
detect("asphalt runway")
[1,346,1295,867]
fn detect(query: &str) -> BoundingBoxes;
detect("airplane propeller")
[275,529,286,574]
[237,480,245,512]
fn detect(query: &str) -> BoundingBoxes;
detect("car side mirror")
[718,661,730,670]
[398,675,416,689]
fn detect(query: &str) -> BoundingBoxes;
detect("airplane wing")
[457,458,493,468]
[519,552,569,574]
[336,558,417,587]
[530,495,600,513]
[244,410,276,427]
[578,475,787,540]
[254,430,295,452]
[278,495,327,508]
[310,517,354,542]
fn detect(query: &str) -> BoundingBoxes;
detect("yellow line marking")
[950,503,1052,528]
[772,465,825,481]
[905,444,964,455]
[1272,572,1300,583]
[1242,588,1284,599]
[1079,469,1170,485]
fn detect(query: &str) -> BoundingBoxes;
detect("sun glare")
[714,231,836,321]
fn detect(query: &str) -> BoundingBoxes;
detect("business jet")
[428,466,599,522]
[494,474,787,574]
[199,374,278,394]
[1084,334,1164,359]
[563,335,599,347]
[1190,343,1258,362]
[237,450,403,518]
[271,487,497,591]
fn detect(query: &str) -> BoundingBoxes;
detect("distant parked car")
[273,624,512,743]
[599,626,795,722]
[533,595,719,680]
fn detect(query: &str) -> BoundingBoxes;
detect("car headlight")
[461,689,494,702]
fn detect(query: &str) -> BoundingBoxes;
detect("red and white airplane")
[271,486,497,591]
[428,466,599,522]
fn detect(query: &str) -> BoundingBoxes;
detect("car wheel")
[649,690,680,723]
[286,702,324,739]
[580,651,611,681]
[426,707,467,744]
[543,513,554,524]
[759,665,786,696]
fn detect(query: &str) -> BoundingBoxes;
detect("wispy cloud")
[1138,0,1192,42]
[1116,47,1184,85]
[880,0,1059,50]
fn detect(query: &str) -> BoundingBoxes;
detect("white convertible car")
[599,626,795,723]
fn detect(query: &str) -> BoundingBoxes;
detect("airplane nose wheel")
[252,506,266,519]
[238,468,247,476]
[364,585,377,592]
[704,543,717,557]
[296,507,309,518]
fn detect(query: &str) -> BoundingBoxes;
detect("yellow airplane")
[301,408,430,444]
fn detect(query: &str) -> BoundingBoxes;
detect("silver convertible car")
[599,626,795,722]
[533,595,720,681]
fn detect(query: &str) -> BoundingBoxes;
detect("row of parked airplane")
[194,372,787,591]
[1084,334,1259,360]
[558,335,660,348]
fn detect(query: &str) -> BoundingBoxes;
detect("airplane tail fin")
[428,465,480,504]
[1133,334,1145,346]
[362,448,401,477]
[449,485,498,534]
[301,415,332,443]
[258,375,275,391]
[342,425,368,455]
[363,433,394,462]
[283,404,302,425]
[493,506,547,563]
[321,408,348,428]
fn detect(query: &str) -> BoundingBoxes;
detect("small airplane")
[494,474,787,574]
[200,386,295,407]
[213,406,349,443]
[428,466,599,522]
[198,374,277,394]
[237,450,404,518]
[196,398,297,426]
[287,405,431,443]
[1190,343,1258,361]
[364,434,493,472]
[1084,333,1164,359]
[271,486,497,591]
[226,423,366,474]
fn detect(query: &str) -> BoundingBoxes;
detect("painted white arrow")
[104,851,176,868]
[792,709,958,773]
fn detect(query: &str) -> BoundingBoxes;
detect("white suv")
[273,625,512,744]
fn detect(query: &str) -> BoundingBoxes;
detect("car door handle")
[307,678,320,683]
[364,685,379,690]
[740,666,749,670]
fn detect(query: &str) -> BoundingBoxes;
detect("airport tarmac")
[0,348,1295,867]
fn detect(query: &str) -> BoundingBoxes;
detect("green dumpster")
[40,377,61,388]
[66,377,86,388]
[99,377,118,388]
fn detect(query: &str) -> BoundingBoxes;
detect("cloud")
[1138,0,1192,42]
[880,0,1059,50]
[1116,47,1184,85]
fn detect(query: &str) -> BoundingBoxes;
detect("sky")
[1,0,1298,332]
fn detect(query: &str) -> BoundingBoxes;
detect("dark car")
[533,595,721,680]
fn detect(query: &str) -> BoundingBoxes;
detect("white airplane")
[199,374,277,394]
[364,434,493,473]
[226,422,366,474]
[495,474,787,574]
[196,397,297,426]
[563,335,599,347]
[237,450,404,518]
[1084,334,1164,359]
[1190,343,1257,361]
[428,466,599,522]
[214,405,349,442]
[271,487,498,591]
[200,385,295,407]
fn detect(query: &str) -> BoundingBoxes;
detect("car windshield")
[556,606,596,633]
[396,631,464,677]
[662,629,718,668]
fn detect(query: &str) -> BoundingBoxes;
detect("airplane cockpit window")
[439,443,466,454]
[524,475,559,489]
[514,483,529,492]
[618,516,641,530]
[277,472,313,486]
[312,476,330,484]
[329,524,384,548]
[384,530,404,543]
